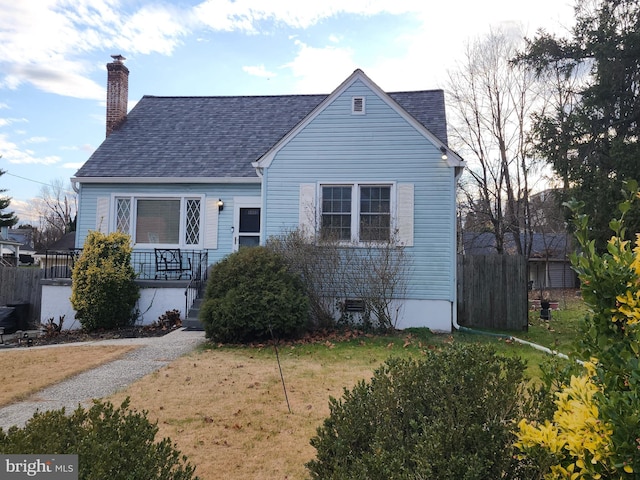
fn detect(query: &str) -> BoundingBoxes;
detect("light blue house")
[42,57,464,332]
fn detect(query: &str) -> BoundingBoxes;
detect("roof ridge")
[139,90,442,100]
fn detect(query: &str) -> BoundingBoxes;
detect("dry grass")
[107,343,392,480]
[0,312,584,480]
[0,344,138,407]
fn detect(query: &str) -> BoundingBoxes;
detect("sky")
[0,0,576,224]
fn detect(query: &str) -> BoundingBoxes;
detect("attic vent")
[352,96,365,115]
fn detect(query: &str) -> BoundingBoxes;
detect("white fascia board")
[71,176,261,184]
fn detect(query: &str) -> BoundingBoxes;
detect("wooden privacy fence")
[457,255,528,331]
[0,267,43,328]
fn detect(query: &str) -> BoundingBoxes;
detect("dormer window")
[352,96,365,115]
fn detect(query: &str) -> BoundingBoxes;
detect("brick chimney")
[106,54,129,137]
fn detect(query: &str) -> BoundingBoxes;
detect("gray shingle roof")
[74,90,447,179]
[462,232,574,259]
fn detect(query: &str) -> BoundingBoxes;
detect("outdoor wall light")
[217,199,224,212]
[440,146,448,160]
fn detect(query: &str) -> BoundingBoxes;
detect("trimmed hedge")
[199,247,309,343]
[307,343,546,479]
[0,399,198,480]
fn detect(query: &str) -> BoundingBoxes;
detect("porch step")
[183,297,204,331]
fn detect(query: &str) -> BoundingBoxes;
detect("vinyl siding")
[76,182,260,264]
[262,79,456,301]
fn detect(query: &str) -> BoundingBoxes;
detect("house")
[462,231,578,290]
[0,226,22,266]
[42,56,465,332]
[38,231,77,278]
[8,227,38,265]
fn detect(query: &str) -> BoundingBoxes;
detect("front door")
[233,198,261,251]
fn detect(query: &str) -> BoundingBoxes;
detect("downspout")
[452,163,465,331]
[254,166,266,246]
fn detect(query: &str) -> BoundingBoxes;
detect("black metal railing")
[185,251,209,319]
[43,249,209,282]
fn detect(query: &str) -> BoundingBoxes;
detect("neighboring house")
[42,56,465,331]
[0,226,22,266]
[8,228,36,265]
[462,232,578,290]
[38,231,77,277]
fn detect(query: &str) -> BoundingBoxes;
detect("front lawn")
[106,299,585,480]
[1,293,587,479]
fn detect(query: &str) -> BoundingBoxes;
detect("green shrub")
[307,343,545,480]
[0,399,198,480]
[199,246,309,343]
[71,231,139,332]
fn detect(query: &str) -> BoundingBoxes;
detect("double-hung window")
[321,184,392,243]
[115,196,202,247]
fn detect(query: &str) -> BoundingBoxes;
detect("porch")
[43,249,208,281]
[40,249,209,329]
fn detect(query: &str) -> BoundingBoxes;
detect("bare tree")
[448,28,545,256]
[27,179,77,250]
[267,228,410,331]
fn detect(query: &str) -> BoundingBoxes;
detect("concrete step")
[183,297,204,331]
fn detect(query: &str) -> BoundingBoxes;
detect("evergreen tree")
[0,168,18,229]
[517,0,640,250]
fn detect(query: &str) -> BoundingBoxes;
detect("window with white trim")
[321,184,392,243]
[115,196,202,247]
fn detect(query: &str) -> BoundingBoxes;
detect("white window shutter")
[204,197,219,249]
[397,184,414,246]
[299,184,316,238]
[96,197,110,234]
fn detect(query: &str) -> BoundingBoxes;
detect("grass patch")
[0,344,138,407]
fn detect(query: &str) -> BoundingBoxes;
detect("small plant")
[0,398,198,479]
[41,315,64,337]
[155,310,182,330]
[199,246,309,343]
[307,343,547,480]
[71,231,139,332]
[266,228,411,332]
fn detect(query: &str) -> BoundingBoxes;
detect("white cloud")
[0,0,190,100]
[0,117,27,128]
[25,136,49,144]
[61,162,85,169]
[284,40,356,93]
[8,63,105,100]
[243,65,277,78]
[193,0,421,32]
[117,5,192,55]
[0,133,61,166]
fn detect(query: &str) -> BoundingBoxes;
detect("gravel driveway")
[0,328,206,430]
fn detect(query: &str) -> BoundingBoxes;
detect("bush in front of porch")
[70,231,140,332]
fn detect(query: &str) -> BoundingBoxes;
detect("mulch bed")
[3,324,176,348]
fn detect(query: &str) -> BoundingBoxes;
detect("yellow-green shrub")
[516,181,640,478]
[71,231,139,331]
